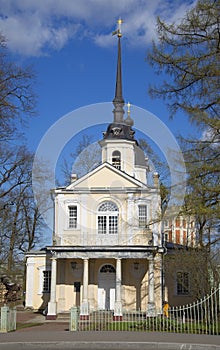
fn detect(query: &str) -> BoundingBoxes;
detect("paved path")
[0,310,219,349]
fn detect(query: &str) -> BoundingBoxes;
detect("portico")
[45,246,163,319]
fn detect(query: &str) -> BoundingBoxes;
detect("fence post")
[69,306,78,331]
[11,307,17,331]
[1,305,9,332]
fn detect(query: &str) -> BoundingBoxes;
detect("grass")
[16,322,44,330]
[78,317,220,334]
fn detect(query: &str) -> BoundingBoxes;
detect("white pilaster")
[80,258,89,316]
[114,258,122,317]
[147,255,156,316]
[47,255,57,319]
[25,258,35,308]
[127,194,134,242]
[57,260,66,312]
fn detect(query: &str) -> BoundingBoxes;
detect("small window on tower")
[112,150,121,170]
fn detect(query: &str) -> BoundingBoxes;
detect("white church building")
[25,25,165,320]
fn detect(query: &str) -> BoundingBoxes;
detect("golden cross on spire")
[112,18,124,37]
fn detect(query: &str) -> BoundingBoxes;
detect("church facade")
[25,28,165,319]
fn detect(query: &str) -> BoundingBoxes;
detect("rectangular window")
[176,218,180,227]
[138,205,147,227]
[176,272,189,295]
[98,216,107,234]
[183,231,187,245]
[175,229,180,244]
[69,206,77,228]
[98,215,118,234]
[109,215,118,234]
[43,271,51,293]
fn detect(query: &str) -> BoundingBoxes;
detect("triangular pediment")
[66,163,146,190]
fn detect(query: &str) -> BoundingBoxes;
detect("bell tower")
[99,19,147,183]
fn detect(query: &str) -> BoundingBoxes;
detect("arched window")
[112,150,121,170]
[98,201,119,234]
[100,264,116,273]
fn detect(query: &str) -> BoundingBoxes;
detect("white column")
[114,258,122,317]
[57,260,66,312]
[147,255,156,316]
[82,258,89,302]
[47,256,57,319]
[116,258,122,302]
[25,258,35,309]
[80,258,89,316]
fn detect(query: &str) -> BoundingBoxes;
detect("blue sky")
[0,0,197,179]
[0,0,198,243]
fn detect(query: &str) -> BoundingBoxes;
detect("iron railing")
[70,284,220,335]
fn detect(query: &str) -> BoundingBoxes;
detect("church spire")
[102,18,136,142]
[112,18,124,123]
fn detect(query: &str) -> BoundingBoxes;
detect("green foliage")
[16,322,43,330]
[181,137,220,249]
[148,0,220,125]
[148,0,220,253]
[79,316,220,334]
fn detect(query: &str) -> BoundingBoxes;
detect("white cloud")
[2,18,78,57]
[0,0,195,57]
[201,127,220,149]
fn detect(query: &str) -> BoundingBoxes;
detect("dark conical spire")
[113,35,124,123]
[102,19,136,142]
[112,19,124,123]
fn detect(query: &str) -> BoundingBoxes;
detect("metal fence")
[0,305,16,332]
[70,284,220,335]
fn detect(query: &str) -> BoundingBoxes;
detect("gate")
[70,284,220,334]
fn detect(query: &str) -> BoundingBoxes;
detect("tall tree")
[0,147,49,272]
[0,34,35,141]
[148,0,220,287]
[148,0,220,236]
[0,35,48,274]
[148,0,220,127]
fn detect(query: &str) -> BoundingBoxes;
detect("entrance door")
[98,264,116,310]
[74,282,81,307]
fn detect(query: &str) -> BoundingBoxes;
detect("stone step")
[57,312,70,320]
